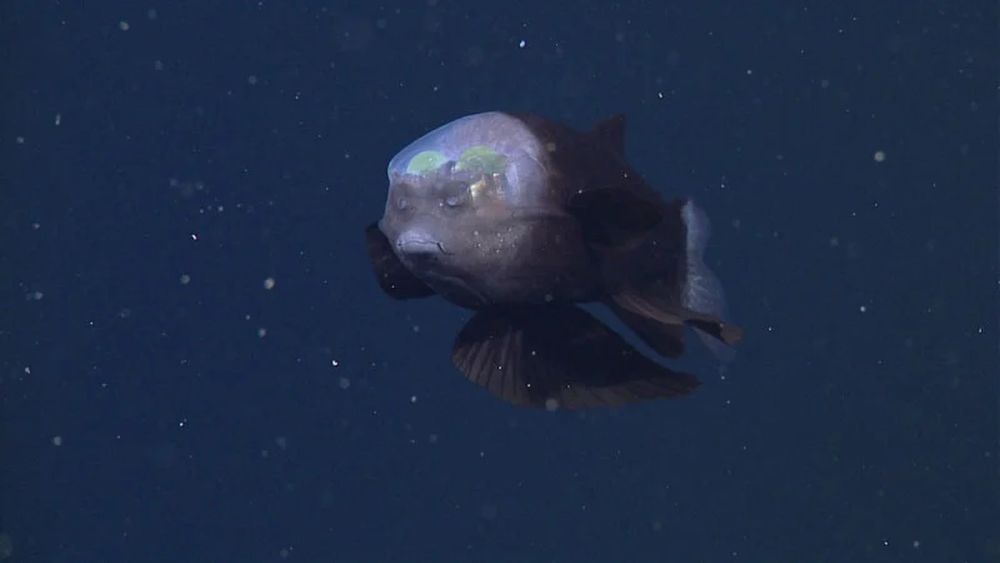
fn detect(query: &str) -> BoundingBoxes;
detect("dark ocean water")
[2,2,996,562]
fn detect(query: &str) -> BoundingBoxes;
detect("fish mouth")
[395,233,453,256]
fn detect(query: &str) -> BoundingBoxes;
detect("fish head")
[378,113,564,305]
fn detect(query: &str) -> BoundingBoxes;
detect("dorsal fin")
[591,113,626,155]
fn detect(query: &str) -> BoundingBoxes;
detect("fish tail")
[606,199,741,361]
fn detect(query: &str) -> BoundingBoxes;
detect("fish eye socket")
[395,196,409,211]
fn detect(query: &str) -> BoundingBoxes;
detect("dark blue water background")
[2,2,996,562]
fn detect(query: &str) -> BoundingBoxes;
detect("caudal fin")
[679,200,740,361]
[606,199,741,361]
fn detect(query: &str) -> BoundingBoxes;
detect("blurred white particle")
[544,398,559,411]
[257,327,267,338]
[179,274,191,285]
[190,233,198,241]
[746,68,753,75]
[178,419,186,428]
[859,305,867,313]
[153,60,164,71]
[275,436,288,449]
[27,290,44,301]
[24,366,31,375]
[873,150,886,162]
[54,113,62,126]
[52,436,63,446]
[331,359,339,367]
[147,8,158,20]
[32,222,40,229]
[412,324,421,333]
[518,39,526,48]
[410,395,418,403]
[279,547,290,559]
[15,136,24,144]
[657,91,664,99]
[912,540,920,548]
[248,75,258,85]
[338,376,351,389]
[119,21,130,31]
[263,277,276,290]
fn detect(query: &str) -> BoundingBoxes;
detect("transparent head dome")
[386,112,548,206]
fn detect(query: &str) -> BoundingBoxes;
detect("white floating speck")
[263,277,276,290]
[52,435,63,446]
[338,376,351,389]
[119,21,130,31]
[859,305,867,313]
[331,359,339,367]
[248,75,258,85]
[410,395,418,403]
[544,398,559,411]
[874,150,886,162]
[54,113,61,126]
[257,327,267,338]
[190,233,198,241]
[518,39,526,48]
[179,274,191,285]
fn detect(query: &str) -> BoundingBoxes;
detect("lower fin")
[451,305,699,409]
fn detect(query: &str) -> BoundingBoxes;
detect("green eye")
[455,145,506,175]
[406,150,447,174]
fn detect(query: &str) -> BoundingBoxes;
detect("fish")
[364,111,742,409]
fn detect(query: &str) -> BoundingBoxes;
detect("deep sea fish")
[365,111,742,409]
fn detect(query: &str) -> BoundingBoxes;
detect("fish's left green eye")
[406,150,447,174]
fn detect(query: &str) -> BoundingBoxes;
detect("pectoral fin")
[364,222,435,300]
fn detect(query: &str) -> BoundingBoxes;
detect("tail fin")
[606,199,741,361]
[679,200,739,361]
